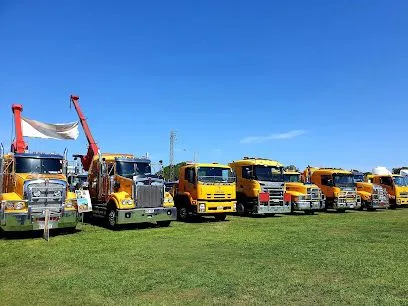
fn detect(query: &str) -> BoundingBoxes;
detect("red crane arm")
[11,104,28,153]
[70,95,99,171]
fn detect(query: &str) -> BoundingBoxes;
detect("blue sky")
[1,0,407,172]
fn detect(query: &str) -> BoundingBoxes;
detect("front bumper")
[396,197,408,206]
[117,207,177,224]
[196,201,236,214]
[293,200,324,211]
[257,204,291,214]
[334,200,360,210]
[0,210,78,232]
[369,200,389,209]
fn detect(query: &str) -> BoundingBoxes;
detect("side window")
[321,175,333,186]
[380,177,392,186]
[185,168,195,184]
[242,166,252,179]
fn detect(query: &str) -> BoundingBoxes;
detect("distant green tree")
[392,167,408,174]
[158,162,187,181]
[284,165,299,172]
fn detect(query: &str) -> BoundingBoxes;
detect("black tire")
[236,202,246,216]
[157,221,171,227]
[214,213,227,221]
[177,206,189,222]
[107,207,118,229]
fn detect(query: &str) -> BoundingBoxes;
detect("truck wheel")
[214,213,226,221]
[157,221,171,227]
[236,202,246,215]
[107,208,117,229]
[177,206,189,222]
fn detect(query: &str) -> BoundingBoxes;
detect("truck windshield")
[353,174,365,182]
[333,174,354,187]
[116,161,151,178]
[197,167,235,183]
[284,174,300,182]
[393,176,408,186]
[254,166,283,182]
[15,157,63,174]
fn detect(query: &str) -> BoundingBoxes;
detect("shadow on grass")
[0,228,82,240]
[85,218,175,231]
[230,213,282,218]
[290,212,320,217]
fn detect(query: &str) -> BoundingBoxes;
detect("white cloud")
[240,130,307,144]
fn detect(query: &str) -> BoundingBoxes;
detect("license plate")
[217,206,223,210]
[145,209,155,214]
[38,222,55,230]
[272,199,280,203]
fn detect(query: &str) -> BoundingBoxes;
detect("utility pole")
[169,130,176,181]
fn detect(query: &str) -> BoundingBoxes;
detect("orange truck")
[303,167,361,212]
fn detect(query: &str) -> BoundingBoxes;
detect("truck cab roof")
[230,158,284,167]
[14,152,63,159]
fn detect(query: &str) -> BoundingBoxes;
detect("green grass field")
[1,209,408,305]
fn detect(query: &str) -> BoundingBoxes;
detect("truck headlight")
[199,203,206,212]
[33,190,41,197]
[122,199,133,205]
[14,202,25,210]
[397,198,401,204]
[53,190,62,197]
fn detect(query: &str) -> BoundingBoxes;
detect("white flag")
[21,116,79,140]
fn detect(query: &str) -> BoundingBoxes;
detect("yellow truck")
[351,170,389,210]
[304,167,361,212]
[172,163,236,221]
[0,152,78,232]
[283,170,325,214]
[0,104,78,232]
[70,95,176,229]
[229,157,291,216]
[367,174,408,208]
[84,154,176,228]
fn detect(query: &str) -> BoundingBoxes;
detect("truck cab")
[173,163,236,221]
[368,174,408,208]
[86,154,176,228]
[352,171,389,210]
[0,152,78,232]
[284,170,325,214]
[229,157,291,216]
[305,168,361,212]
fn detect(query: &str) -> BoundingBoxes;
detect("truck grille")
[308,188,320,200]
[26,180,66,213]
[206,193,233,199]
[135,185,164,208]
[262,187,284,206]
[399,192,408,198]
[372,185,388,203]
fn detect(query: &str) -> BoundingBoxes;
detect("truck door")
[379,176,395,197]
[241,165,255,197]
[320,175,334,199]
[184,167,197,202]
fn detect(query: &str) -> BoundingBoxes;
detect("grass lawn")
[1,209,408,305]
